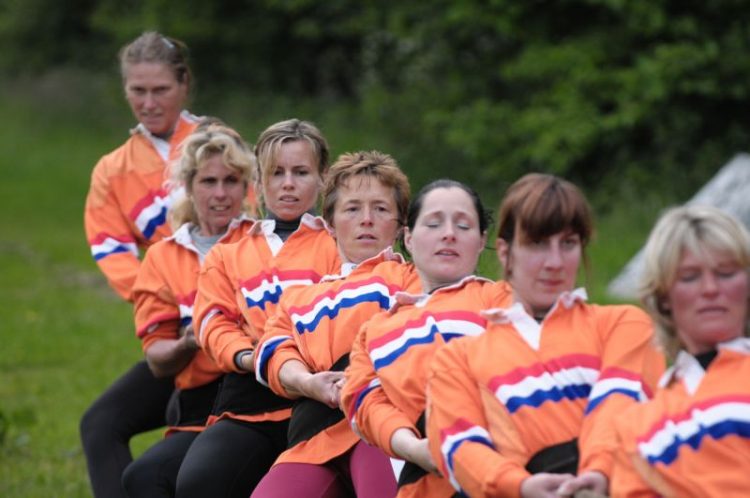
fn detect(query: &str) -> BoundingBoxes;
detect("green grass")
[0,69,671,497]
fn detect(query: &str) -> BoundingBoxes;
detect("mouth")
[697,306,728,314]
[357,234,377,241]
[210,206,231,212]
[279,196,298,203]
[435,249,459,257]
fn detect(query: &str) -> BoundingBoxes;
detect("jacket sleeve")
[194,245,255,373]
[579,305,665,477]
[132,248,180,352]
[610,411,662,498]
[254,300,306,396]
[340,319,416,457]
[84,157,142,302]
[427,340,529,498]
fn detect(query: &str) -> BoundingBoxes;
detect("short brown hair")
[321,151,410,227]
[497,173,593,246]
[119,31,191,86]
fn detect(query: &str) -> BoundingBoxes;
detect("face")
[191,154,247,236]
[498,230,582,317]
[262,140,321,221]
[331,176,401,264]
[404,187,486,292]
[667,248,749,355]
[124,62,188,136]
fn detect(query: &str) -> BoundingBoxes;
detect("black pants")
[80,360,175,498]
[122,430,198,498]
[175,418,289,498]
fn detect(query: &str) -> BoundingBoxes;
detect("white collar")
[658,337,750,395]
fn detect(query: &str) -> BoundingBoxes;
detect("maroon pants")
[250,439,397,498]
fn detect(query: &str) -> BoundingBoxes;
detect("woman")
[610,205,750,497]
[119,124,255,497]
[251,151,417,498]
[175,119,340,498]
[340,179,513,498]
[80,31,202,498]
[425,173,665,498]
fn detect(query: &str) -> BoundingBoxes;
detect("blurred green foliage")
[3,0,749,208]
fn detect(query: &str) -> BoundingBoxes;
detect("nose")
[282,171,295,189]
[143,92,157,110]
[214,181,228,198]
[700,273,720,295]
[360,206,374,225]
[544,243,564,268]
[442,222,456,241]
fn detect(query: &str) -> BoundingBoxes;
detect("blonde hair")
[321,151,410,227]
[640,205,750,361]
[168,124,256,229]
[253,119,329,214]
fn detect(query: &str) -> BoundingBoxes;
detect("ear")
[496,238,510,272]
[404,227,414,255]
[479,231,488,255]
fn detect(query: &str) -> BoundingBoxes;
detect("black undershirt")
[694,349,718,370]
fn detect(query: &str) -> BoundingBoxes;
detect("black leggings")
[175,418,289,498]
[80,360,175,498]
[122,430,198,498]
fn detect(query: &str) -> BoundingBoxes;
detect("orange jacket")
[133,217,253,432]
[193,214,340,423]
[84,113,200,301]
[340,277,513,498]
[256,248,420,466]
[426,290,664,498]
[611,338,750,498]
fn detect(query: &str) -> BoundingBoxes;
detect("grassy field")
[0,70,670,497]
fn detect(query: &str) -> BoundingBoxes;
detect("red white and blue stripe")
[636,396,750,466]
[255,335,294,387]
[241,269,321,311]
[177,292,196,328]
[90,233,138,261]
[129,188,171,240]
[489,354,600,414]
[367,311,486,371]
[585,366,650,414]
[349,377,382,423]
[440,418,494,493]
[288,277,400,334]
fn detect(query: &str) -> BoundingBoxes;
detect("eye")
[225,175,240,185]
[716,267,741,279]
[561,237,580,249]
[677,271,700,283]
[200,177,217,185]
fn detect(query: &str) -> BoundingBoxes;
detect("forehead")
[337,176,394,202]
[124,62,178,86]
[678,246,737,268]
[196,154,234,176]
[419,187,476,218]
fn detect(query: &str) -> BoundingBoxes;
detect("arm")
[85,157,142,302]
[607,412,662,498]
[578,306,665,480]
[193,246,255,373]
[426,341,531,498]
[144,325,200,378]
[133,247,198,377]
[340,320,417,457]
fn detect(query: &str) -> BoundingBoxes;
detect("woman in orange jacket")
[425,174,664,498]
[80,32,202,498]
[340,179,512,498]
[610,205,750,498]
[250,151,416,498]
[174,119,340,498]
[120,124,256,497]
